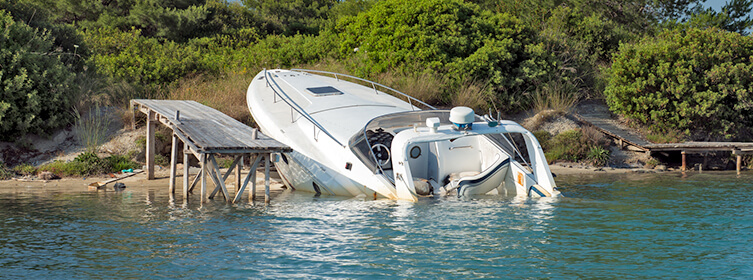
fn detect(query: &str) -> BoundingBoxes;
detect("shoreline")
[1,164,745,195]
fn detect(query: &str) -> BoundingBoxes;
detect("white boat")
[247,69,559,201]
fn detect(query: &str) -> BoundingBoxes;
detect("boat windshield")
[349,110,486,173]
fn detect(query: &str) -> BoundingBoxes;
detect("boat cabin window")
[306,86,343,96]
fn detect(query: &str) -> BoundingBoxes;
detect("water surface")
[1,172,752,279]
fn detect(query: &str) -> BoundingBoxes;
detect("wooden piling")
[265,154,271,204]
[735,150,742,175]
[169,133,178,194]
[183,148,189,200]
[146,110,156,180]
[681,151,687,172]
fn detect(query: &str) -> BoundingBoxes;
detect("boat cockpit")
[348,109,538,197]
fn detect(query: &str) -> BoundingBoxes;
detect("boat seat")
[441,154,510,196]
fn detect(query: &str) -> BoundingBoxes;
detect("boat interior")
[349,110,533,195]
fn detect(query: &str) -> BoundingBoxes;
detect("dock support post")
[169,133,178,194]
[183,148,189,200]
[681,151,687,171]
[201,153,207,203]
[146,110,156,180]
[265,154,271,204]
[735,150,742,175]
[236,155,242,192]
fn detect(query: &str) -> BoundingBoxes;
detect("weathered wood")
[201,154,207,203]
[131,99,291,203]
[146,110,156,180]
[265,154,271,204]
[169,133,179,194]
[183,148,189,200]
[209,156,241,198]
[681,151,687,172]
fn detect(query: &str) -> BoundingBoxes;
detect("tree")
[0,10,76,140]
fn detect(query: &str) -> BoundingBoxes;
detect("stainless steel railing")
[291,69,437,111]
[264,69,346,147]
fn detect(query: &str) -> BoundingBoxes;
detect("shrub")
[12,163,37,176]
[586,146,610,166]
[336,0,555,111]
[37,152,140,177]
[0,11,77,140]
[606,28,753,140]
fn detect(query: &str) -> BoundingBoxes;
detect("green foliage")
[0,163,14,179]
[337,0,554,110]
[540,128,610,165]
[82,26,211,94]
[38,152,139,177]
[586,146,610,166]
[606,28,753,140]
[678,0,753,35]
[645,158,660,169]
[0,10,77,140]
[12,163,37,176]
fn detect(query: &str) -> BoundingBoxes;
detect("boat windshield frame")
[349,110,487,176]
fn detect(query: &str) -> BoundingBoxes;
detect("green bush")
[37,152,140,177]
[0,11,77,140]
[82,27,210,93]
[606,28,753,140]
[336,0,554,110]
[541,129,610,165]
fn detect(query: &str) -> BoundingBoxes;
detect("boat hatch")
[306,86,344,96]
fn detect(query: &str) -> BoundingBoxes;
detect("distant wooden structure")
[575,113,753,174]
[130,99,291,203]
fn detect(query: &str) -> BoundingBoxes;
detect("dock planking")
[131,99,291,203]
[573,104,753,173]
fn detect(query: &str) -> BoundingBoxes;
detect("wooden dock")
[574,102,753,173]
[130,99,291,203]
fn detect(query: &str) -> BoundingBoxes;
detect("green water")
[1,172,752,279]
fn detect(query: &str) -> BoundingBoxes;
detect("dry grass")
[532,80,577,114]
[168,72,255,126]
[375,71,446,106]
[451,80,491,112]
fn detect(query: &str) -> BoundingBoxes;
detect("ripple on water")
[1,173,753,278]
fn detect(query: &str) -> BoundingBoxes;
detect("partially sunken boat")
[247,69,559,201]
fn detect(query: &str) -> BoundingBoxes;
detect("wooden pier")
[130,99,291,203]
[575,107,753,174]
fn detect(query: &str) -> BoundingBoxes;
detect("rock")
[38,171,60,180]
[655,165,667,171]
[113,182,126,190]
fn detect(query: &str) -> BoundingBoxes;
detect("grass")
[531,79,577,114]
[169,72,254,126]
[37,152,140,177]
[0,163,13,180]
[646,129,685,143]
[13,163,36,176]
[75,104,113,153]
[645,158,660,169]
[539,128,611,165]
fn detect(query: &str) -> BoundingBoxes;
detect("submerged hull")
[247,69,558,201]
